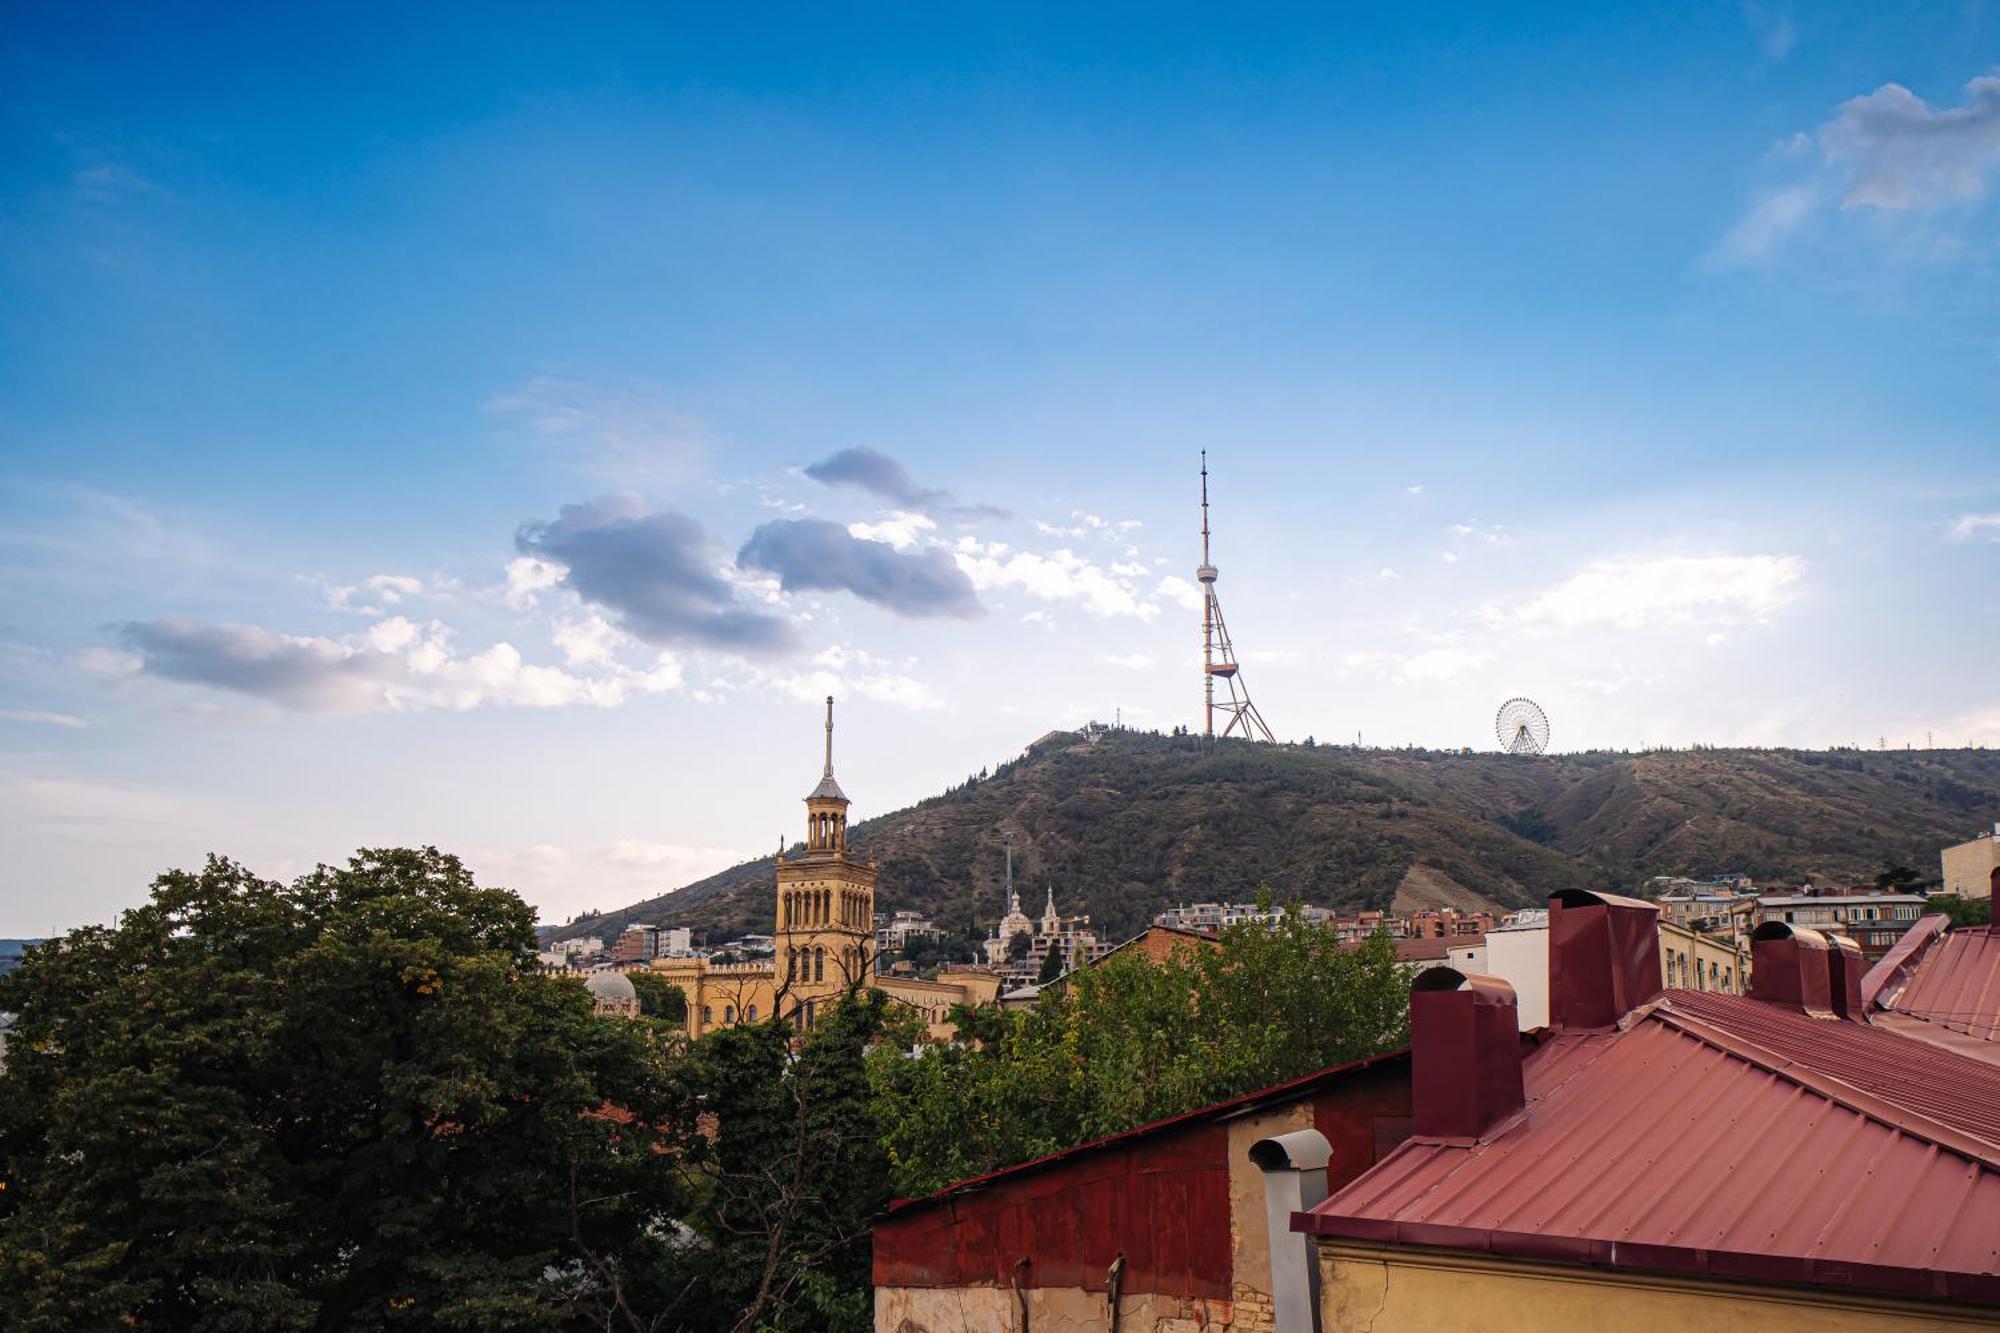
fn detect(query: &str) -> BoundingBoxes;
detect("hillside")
[549,732,2000,947]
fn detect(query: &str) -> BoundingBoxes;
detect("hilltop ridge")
[549,731,2000,946]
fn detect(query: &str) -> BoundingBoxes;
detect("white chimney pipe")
[1249,1128,1330,1333]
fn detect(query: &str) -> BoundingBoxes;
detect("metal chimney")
[1750,922,1836,1018]
[1548,889,1663,1030]
[1410,969,1525,1140]
[1249,1128,1330,1333]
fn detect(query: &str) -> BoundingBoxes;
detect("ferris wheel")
[1496,697,1551,755]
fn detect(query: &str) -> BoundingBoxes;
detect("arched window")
[786,949,796,981]
[724,1005,735,1024]
[804,999,816,1029]
[746,1004,757,1022]
[814,947,825,982]
[701,1006,712,1025]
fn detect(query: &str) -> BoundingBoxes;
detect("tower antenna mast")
[1196,452,1275,743]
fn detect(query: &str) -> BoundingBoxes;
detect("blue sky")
[4,3,1998,934]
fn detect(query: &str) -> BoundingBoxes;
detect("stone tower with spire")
[774,696,877,1022]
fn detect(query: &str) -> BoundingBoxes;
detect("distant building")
[876,909,943,953]
[547,934,604,959]
[1942,825,2000,900]
[583,968,639,1018]
[649,700,1001,1042]
[985,886,1109,982]
[611,925,661,964]
[1750,890,1926,961]
[1154,900,1338,932]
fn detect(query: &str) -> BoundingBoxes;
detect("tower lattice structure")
[775,696,876,1010]
[1197,452,1275,743]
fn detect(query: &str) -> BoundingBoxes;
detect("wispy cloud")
[487,375,706,485]
[1508,554,1805,629]
[801,447,1008,522]
[954,537,1162,620]
[0,709,86,728]
[1740,2,1796,62]
[1713,69,2000,264]
[1947,512,2000,542]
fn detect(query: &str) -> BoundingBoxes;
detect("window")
[814,947,825,982]
[1784,911,1795,923]
[701,1006,712,1025]
[746,1005,757,1022]
[724,1005,735,1024]
[804,999,816,1029]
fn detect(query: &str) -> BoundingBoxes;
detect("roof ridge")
[1650,1005,2000,1171]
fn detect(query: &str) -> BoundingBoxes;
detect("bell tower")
[774,696,877,1025]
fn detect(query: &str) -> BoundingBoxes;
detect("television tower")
[1197,452,1275,743]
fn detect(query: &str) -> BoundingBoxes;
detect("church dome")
[585,969,637,1002]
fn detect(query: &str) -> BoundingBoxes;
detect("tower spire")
[823,694,835,778]
[1196,453,1275,743]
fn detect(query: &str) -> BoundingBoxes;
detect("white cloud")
[0,709,86,727]
[326,573,426,613]
[847,511,937,551]
[1099,652,1156,670]
[112,615,683,714]
[1339,645,1490,684]
[1947,512,2000,542]
[1741,2,1796,61]
[1825,74,2000,210]
[1510,554,1805,629]
[1154,575,1205,613]
[1709,184,1821,266]
[552,614,626,668]
[503,556,564,609]
[1406,484,1424,495]
[730,643,946,713]
[955,541,1161,620]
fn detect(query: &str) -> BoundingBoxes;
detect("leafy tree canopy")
[1927,893,1993,928]
[867,909,1410,1196]
[0,849,685,1332]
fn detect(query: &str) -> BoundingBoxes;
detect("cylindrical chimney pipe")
[1249,1128,1330,1333]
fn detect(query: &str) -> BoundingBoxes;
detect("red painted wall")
[872,1059,1413,1299]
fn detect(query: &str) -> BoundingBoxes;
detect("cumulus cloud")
[112,616,683,714]
[1509,554,1804,629]
[517,497,796,652]
[847,511,937,551]
[801,447,1008,521]
[1714,70,2000,263]
[1824,73,2000,210]
[1154,575,1205,613]
[1947,512,2000,542]
[486,375,705,484]
[949,537,1162,620]
[737,518,982,618]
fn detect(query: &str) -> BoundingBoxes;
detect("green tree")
[0,850,685,1332]
[1927,893,1993,928]
[868,908,1411,1195]
[674,987,902,1333]
[1034,941,1065,984]
[626,968,688,1022]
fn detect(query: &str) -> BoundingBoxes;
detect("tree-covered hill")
[550,731,2000,947]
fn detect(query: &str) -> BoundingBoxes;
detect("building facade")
[650,699,999,1040]
[1750,892,1926,960]
[1942,825,2000,900]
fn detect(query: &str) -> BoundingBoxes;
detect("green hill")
[548,732,2000,947]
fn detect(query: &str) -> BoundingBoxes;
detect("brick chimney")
[1548,889,1663,1031]
[1749,922,1835,1018]
[1826,932,1868,1022]
[1410,969,1524,1140]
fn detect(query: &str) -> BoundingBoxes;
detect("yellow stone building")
[1942,825,2000,899]
[651,698,1000,1040]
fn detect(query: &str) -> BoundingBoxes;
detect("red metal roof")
[1879,925,2000,1043]
[1663,989,2000,1149]
[1299,992,2000,1307]
[1860,913,1948,1008]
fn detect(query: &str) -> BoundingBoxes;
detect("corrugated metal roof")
[1300,995,2000,1306]
[1888,926,2000,1042]
[1860,913,1948,1008]
[1663,989,2000,1150]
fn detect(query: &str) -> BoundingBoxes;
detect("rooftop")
[1867,921,2000,1047]
[1299,981,2000,1307]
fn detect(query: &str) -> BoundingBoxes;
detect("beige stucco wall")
[1317,1242,1997,1332]
[875,1284,1243,1332]
[1943,834,2000,899]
